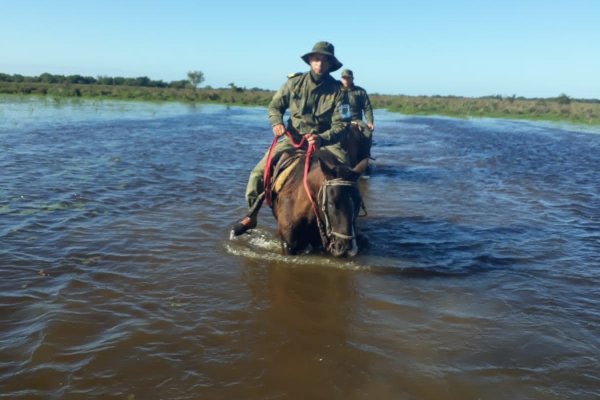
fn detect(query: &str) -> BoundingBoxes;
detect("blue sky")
[1,0,598,98]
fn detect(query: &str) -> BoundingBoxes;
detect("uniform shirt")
[268,72,347,146]
[341,85,374,125]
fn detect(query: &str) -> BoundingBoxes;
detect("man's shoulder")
[275,72,306,94]
[323,75,341,90]
[353,85,368,94]
[283,72,307,91]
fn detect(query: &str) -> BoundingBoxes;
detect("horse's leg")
[279,224,303,255]
[281,240,295,255]
[275,203,297,255]
[280,216,316,255]
[308,230,324,252]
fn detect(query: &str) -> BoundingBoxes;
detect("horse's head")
[319,158,369,257]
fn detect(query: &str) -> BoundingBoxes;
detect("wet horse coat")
[270,124,369,256]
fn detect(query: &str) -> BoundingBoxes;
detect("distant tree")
[123,78,137,86]
[187,71,205,89]
[228,82,244,92]
[39,73,65,84]
[556,93,571,105]
[65,74,96,84]
[134,76,151,87]
[149,79,168,88]
[169,80,189,89]
[97,76,115,85]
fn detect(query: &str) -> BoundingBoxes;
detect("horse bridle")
[318,178,361,247]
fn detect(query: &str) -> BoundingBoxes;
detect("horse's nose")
[330,239,352,257]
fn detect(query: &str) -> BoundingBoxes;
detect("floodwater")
[1,96,599,399]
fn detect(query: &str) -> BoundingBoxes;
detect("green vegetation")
[370,94,600,125]
[0,72,273,106]
[187,71,205,90]
[1,72,599,125]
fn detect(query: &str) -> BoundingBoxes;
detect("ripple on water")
[2,100,600,399]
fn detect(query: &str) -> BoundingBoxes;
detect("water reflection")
[242,260,365,398]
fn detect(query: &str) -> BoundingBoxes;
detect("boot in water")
[230,192,264,237]
[231,214,258,237]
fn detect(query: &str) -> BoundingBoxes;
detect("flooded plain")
[1,96,599,399]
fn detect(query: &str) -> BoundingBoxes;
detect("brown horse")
[270,124,369,256]
[343,122,372,169]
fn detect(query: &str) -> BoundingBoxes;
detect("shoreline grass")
[2,81,599,125]
[371,94,600,125]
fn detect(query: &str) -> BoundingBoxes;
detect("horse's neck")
[303,157,326,197]
[345,125,362,167]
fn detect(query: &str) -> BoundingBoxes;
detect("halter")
[319,178,360,246]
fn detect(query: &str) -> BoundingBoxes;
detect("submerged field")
[2,99,599,399]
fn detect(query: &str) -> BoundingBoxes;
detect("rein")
[263,131,305,207]
[263,131,328,245]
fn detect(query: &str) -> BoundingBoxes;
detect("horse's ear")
[335,163,365,181]
[319,158,337,179]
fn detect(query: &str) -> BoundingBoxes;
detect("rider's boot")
[230,192,265,237]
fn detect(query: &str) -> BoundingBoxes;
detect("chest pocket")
[290,90,304,115]
[315,95,335,117]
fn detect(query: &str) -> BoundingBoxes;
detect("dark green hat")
[301,41,343,72]
[341,69,353,78]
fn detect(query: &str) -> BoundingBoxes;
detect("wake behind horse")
[270,124,369,256]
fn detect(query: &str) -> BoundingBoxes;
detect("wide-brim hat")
[301,41,343,72]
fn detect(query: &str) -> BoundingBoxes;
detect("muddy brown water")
[1,97,599,399]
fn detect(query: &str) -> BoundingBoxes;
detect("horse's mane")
[283,123,367,186]
[285,150,340,186]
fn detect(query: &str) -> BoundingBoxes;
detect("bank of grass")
[371,94,600,125]
[2,81,599,125]
[0,81,274,106]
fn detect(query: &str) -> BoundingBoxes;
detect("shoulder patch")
[287,72,302,79]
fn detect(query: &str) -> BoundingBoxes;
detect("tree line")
[1,71,598,124]
[0,72,203,89]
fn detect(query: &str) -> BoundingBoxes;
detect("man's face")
[341,76,353,88]
[309,54,331,75]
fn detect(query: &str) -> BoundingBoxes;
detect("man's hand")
[306,133,321,148]
[272,123,286,137]
[367,123,375,131]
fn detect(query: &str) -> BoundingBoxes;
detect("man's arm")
[267,80,292,130]
[363,90,375,127]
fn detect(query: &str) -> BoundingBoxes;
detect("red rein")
[263,131,323,230]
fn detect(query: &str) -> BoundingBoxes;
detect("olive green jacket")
[267,72,347,146]
[341,85,374,125]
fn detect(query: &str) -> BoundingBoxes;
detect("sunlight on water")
[1,98,599,400]
[226,231,370,272]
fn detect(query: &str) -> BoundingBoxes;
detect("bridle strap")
[320,179,359,244]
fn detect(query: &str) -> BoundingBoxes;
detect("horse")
[270,124,369,256]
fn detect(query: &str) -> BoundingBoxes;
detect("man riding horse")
[232,41,352,236]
